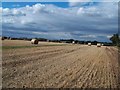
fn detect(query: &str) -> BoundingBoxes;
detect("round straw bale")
[97,43,101,47]
[31,39,39,44]
[88,43,91,46]
[102,44,104,46]
[72,41,75,44]
[0,37,4,40]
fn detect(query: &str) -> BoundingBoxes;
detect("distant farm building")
[31,39,39,44]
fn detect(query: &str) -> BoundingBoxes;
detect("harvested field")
[2,40,120,88]
[2,40,66,46]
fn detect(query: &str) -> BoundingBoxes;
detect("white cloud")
[32,4,45,13]
[107,35,112,39]
[79,35,96,38]
[68,0,119,7]
[69,0,91,7]
[12,9,23,15]
[3,8,10,13]
[32,31,47,35]
[0,7,2,13]
[77,7,84,14]
[2,2,118,42]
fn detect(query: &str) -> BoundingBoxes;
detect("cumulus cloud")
[69,0,91,7]
[68,0,119,7]
[2,2,118,42]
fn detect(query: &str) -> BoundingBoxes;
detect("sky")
[1,1,119,42]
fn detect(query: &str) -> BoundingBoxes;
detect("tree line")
[1,33,120,47]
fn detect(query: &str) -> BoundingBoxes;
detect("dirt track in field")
[2,40,120,88]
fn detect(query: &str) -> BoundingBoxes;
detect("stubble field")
[2,40,120,88]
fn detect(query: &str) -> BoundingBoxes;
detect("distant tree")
[110,34,120,46]
[92,41,98,45]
